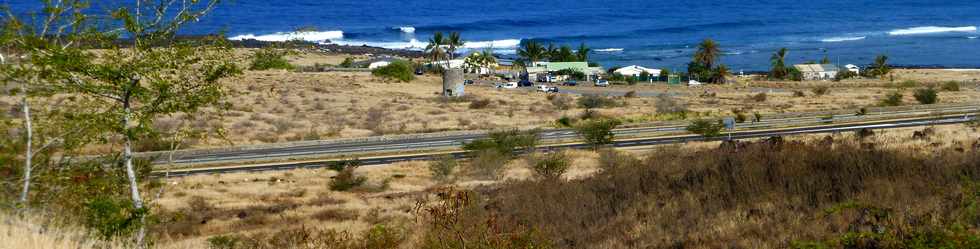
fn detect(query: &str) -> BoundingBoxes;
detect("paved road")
[158,114,977,177]
[157,104,980,165]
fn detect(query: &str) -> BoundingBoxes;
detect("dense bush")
[880,92,904,106]
[577,94,620,109]
[249,48,294,70]
[529,152,570,179]
[686,119,724,137]
[329,166,367,191]
[811,86,830,96]
[574,118,621,149]
[913,87,938,104]
[941,81,961,91]
[371,60,414,82]
[428,155,458,181]
[476,141,980,248]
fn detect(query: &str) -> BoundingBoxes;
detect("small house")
[845,64,860,74]
[614,65,661,78]
[353,55,399,69]
[794,64,841,81]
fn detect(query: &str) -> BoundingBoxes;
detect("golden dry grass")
[149,122,980,248]
[0,213,125,249]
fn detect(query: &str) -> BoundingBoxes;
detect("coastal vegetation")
[370,60,414,82]
[249,48,295,70]
[516,40,593,65]
[688,38,732,83]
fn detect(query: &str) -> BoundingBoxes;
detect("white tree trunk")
[122,104,146,247]
[19,97,32,204]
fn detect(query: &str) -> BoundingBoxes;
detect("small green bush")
[913,88,938,104]
[249,48,294,70]
[898,80,918,88]
[207,235,241,249]
[574,118,621,149]
[339,57,355,68]
[941,81,961,91]
[371,60,415,82]
[578,94,620,109]
[428,155,458,181]
[879,92,904,106]
[686,119,724,137]
[530,152,570,179]
[556,116,574,127]
[812,86,830,96]
[330,166,367,191]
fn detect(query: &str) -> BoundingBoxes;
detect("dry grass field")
[145,123,980,248]
[142,49,980,151]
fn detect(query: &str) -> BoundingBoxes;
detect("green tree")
[1,0,102,206]
[576,42,591,61]
[556,45,576,62]
[712,64,731,83]
[687,119,725,137]
[770,48,789,80]
[33,0,239,245]
[869,54,891,78]
[249,48,293,70]
[530,151,570,179]
[446,32,464,60]
[425,32,446,62]
[694,38,721,70]
[819,56,831,64]
[517,40,546,65]
[913,87,938,104]
[574,119,621,150]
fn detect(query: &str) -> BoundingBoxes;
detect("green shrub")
[686,119,724,137]
[898,80,918,88]
[879,92,903,106]
[834,70,858,81]
[597,149,640,172]
[428,155,458,181]
[941,81,961,91]
[574,118,621,150]
[913,87,938,104]
[462,129,540,156]
[371,60,415,82]
[556,116,574,127]
[578,94,620,109]
[83,197,144,240]
[529,151,570,179]
[330,166,367,191]
[812,86,830,96]
[339,57,355,68]
[207,235,241,249]
[249,48,294,70]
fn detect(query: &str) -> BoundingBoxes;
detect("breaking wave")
[396,26,415,33]
[821,36,867,42]
[228,31,344,42]
[595,48,625,52]
[888,26,977,36]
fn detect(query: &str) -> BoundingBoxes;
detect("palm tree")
[426,32,446,62]
[872,54,890,78]
[517,40,546,64]
[447,32,464,60]
[557,45,575,62]
[693,38,721,69]
[770,47,789,79]
[546,43,558,61]
[479,48,497,75]
[576,43,591,61]
[712,64,731,83]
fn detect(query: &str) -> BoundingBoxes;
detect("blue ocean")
[6,0,980,71]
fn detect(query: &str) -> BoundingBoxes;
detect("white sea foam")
[888,26,977,36]
[462,39,521,49]
[397,26,416,33]
[330,39,429,50]
[596,48,625,52]
[969,36,978,39]
[821,36,866,42]
[228,31,344,42]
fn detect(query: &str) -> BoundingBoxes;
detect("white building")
[794,64,841,81]
[845,64,860,74]
[368,61,391,69]
[614,65,661,78]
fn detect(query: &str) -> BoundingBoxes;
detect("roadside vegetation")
[371,60,414,82]
[249,48,295,70]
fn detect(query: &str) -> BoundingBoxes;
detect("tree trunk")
[19,97,32,204]
[122,101,146,247]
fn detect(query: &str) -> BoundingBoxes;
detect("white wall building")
[614,65,661,78]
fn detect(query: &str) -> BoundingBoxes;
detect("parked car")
[595,80,609,87]
[496,82,518,89]
[562,80,578,86]
[463,79,474,85]
[415,68,424,75]
[536,85,559,93]
[518,79,533,87]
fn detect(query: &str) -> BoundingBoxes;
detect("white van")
[496,82,518,89]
